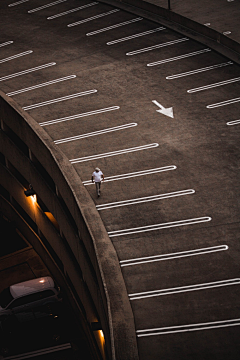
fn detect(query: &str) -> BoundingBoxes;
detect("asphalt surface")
[147,0,240,43]
[1,0,240,359]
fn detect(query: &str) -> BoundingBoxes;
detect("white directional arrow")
[152,100,174,118]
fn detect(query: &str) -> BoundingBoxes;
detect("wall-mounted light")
[24,184,36,197]
[24,184,36,202]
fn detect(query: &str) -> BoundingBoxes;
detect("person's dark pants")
[95,182,101,196]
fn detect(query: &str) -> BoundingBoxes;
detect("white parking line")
[8,0,29,7]
[86,17,143,36]
[108,217,212,237]
[67,9,120,27]
[40,106,120,126]
[129,279,240,300]
[54,123,137,144]
[207,97,240,109]
[28,0,67,13]
[7,75,76,96]
[0,50,33,64]
[120,245,228,267]
[136,319,240,337]
[126,38,189,56]
[4,343,72,360]
[23,90,97,110]
[83,166,177,185]
[227,119,240,125]
[166,61,232,79]
[96,189,195,210]
[147,48,211,66]
[107,27,165,45]
[47,2,99,20]
[70,143,159,164]
[188,77,240,93]
[0,41,13,47]
[0,62,56,82]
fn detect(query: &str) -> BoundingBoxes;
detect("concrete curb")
[101,0,240,64]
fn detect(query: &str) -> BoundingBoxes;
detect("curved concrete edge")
[101,0,240,64]
[0,91,139,360]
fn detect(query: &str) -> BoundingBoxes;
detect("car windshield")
[0,287,14,308]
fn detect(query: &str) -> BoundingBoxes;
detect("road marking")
[152,100,173,118]
[23,90,97,110]
[188,76,240,93]
[0,41,14,47]
[67,9,120,27]
[70,143,159,164]
[83,166,177,185]
[54,123,137,144]
[227,119,240,125]
[7,75,76,96]
[4,343,72,360]
[126,38,189,56]
[47,2,99,19]
[107,27,165,45]
[166,61,233,79]
[136,319,240,337]
[207,97,240,109]
[28,0,67,13]
[129,279,240,300]
[0,62,56,82]
[120,245,228,267]
[0,50,33,64]
[108,217,212,237]
[8,0,29,6]
[147,48,211,66]
[86,17,143,36]
[96,189,195,211]
[40,106,119,126]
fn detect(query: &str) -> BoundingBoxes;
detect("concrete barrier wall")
[0,91,139,360]
[101,0,240,63]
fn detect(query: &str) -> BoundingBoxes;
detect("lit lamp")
[24,184,36,201]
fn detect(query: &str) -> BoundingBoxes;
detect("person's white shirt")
[92,170,103,182]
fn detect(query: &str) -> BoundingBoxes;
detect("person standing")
[92,167,104,197]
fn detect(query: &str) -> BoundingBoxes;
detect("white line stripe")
[0,41,14,48]
[120,245,228,267]
[4,343,72,360]
[28,0,67,13]
[23,90,97,110]
[40,106,119,126]
[136,319,240,337]
[97,189,195,210]
[67,9,120,27]
[47,2,99,19]
[166,61,232,80]
[70,143,159,164]
[126,38,189,56]
[227,119,240,125]
[207,97,240,109]
[8,0,29,7]
[188,76,240,93]
[54,123,137,144]
[83,166,177,185]
[0,50,33,64]
[108,217,212,237]
[86,17,143,36]
[147,48,211,66]
[129,279,240,300]
[7,75,76,96]
[107,27,165,45]
[0,62,56,82]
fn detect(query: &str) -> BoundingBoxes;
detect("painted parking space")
[1,0,240,358]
